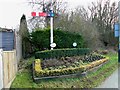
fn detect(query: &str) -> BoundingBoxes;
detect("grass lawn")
[11,52,118,88]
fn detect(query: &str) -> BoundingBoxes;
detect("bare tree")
[54,6,102,50]
[27,0,67,30]
[88,0,118,47]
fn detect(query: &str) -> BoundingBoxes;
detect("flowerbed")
[33,53,109,79]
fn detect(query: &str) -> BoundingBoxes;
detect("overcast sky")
[0,0,119,29]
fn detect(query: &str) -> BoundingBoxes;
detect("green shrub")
[30,28,50,51]
[35,48,90,59]
[30,28,85,51]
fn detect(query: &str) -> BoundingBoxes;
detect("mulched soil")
[41,54,105,69]
[41,56,84,69]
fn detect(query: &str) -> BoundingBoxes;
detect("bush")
[35,48,90,59]
[30,28,85,51]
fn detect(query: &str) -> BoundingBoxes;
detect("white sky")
[0,0,119,29]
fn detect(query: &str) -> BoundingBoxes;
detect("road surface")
[97,68,119,89]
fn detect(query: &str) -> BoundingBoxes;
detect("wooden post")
[0,49,3,89]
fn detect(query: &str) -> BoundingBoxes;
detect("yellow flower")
[35,59,42,72]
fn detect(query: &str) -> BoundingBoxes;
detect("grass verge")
[11,52,118,88]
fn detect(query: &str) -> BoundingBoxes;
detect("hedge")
[30,28,85,51]
[35,48,90,59]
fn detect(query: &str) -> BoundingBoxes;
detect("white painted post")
[50,0,54,50]
[0,49,3,89]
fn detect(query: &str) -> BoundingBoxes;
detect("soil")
[41,56,84,69]
[41,54,105,69]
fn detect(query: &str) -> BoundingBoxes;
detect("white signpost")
[50,0,55,50]
[31,0,56,50]
[0,49,3,89]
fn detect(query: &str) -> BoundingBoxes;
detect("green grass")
[11,52,118,88]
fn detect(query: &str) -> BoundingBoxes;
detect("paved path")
[97,68,119,88]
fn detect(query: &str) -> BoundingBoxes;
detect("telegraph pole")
[118,1,120,62]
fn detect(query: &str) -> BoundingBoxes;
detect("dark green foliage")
[30,28,50,51]
[83,54,105,62]
[35,48,90,59]
[30,28,85,51]
[19,14,30,58]
[54,30,84,48]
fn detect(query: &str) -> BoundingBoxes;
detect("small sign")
[31,12,54,17]
[39,12,47,17]
[114,23,119,37]
[73,42,77,47]
[47,10,54,17]
[31,12,36,17]
[114,23,119,31]
[115,31,119,37]
[50,43,56,48]
[47,13,54,17]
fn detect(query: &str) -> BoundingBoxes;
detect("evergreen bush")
[30,28,85,51]
[35,48,90,59]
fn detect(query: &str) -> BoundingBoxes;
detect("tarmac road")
[97,68,119,89]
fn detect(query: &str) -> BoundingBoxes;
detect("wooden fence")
[0,49,17,89]
[0,49,3,89]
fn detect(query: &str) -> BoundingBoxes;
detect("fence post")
[0,49,3,89]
